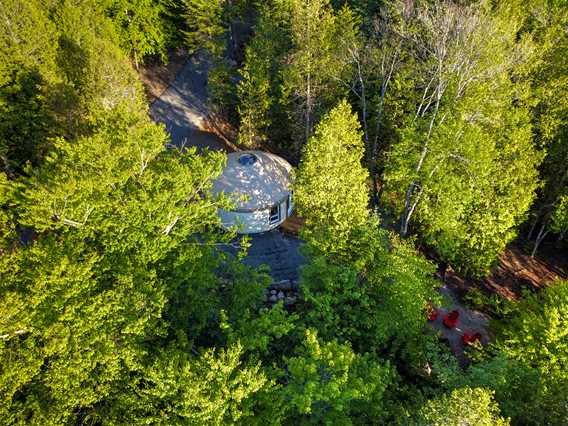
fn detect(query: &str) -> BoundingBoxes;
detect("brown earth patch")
[444,241,568,301]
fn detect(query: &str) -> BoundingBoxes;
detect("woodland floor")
[443,241,568,301]
[432,240,567,365]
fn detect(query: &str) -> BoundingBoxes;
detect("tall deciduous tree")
[299,221,440,355]
[0,106,229,422]
[294,100,369,258]
[105,342,272,424]
[382,1,541,275]
[284,0,360,149]
[281,328,392,423]
[416,387,510,426]
[515,0,568,256]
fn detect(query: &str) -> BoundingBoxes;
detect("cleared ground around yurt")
[147,55,305,282]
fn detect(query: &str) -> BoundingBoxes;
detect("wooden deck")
[280,214,305,236]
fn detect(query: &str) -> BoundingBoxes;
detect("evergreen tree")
[284,0,360,149]
[104,0,172,67]
[294,100,369,259]
[182,0,227,56]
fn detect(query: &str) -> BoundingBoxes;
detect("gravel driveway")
[150,56,227,152]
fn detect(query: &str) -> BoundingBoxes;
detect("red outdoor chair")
[443,310,460,328]
[462,332,482,345]
[428,308,439,322]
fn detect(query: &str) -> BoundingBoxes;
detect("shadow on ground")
[225,230,306,282]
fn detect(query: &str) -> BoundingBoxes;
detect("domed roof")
[212,151,292,211]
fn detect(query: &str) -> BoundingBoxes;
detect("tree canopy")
[1,0,567,424]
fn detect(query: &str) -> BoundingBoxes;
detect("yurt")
[212,151,294,234]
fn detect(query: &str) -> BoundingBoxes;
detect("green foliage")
[297,218,450,421]
[183,0,227,56]
[0,107,228,422]
[235,0,361,153]
[105,0,172,66]
[236,9,283,147]
[551,193,568,235]
[460,281,568,425]
[222,302,298,356]
[281,329,392,424]
[493,280,568,424]
[0,0,58,172]
[0,0,147,174]
[0,173,19,248]
[283,0,360,148]
[107,342,271,425]
[496,281,568,381]
[236,1,293,150]
[416,387,510,426]
[295,100,369,259]
[300,224,440,354]
[382,1,542,276]
[1,0,567,424]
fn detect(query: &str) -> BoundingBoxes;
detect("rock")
[277,291,285,300]
[284,296,297,305]
[290,280,299,290]
[272,280,292,291]
[269,295,278,303]
[270,289,277,295]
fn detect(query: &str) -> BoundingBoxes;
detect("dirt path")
[149,55,228,152]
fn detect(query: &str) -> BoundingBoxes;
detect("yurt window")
[269,204,280,224]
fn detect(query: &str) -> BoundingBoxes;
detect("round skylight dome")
[238,153,258,166]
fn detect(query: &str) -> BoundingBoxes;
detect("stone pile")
[264,279,300,307]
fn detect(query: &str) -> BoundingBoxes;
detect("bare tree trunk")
[305,72,311,145]
[370,42,401,206]
[356,59,369,159]
[531,222,549,258]
[399,93,441,236]
[133,50,139,70]
[371,93,385,205]
[527,214,539,241]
